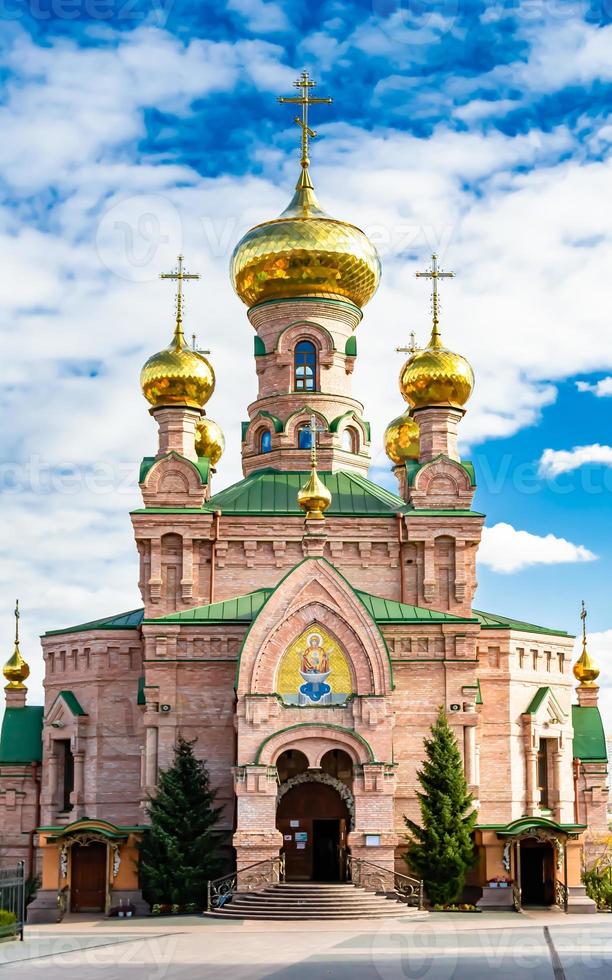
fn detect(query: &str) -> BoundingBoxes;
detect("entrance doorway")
[520,840,555,906]
[277,781,350,882]
[70,841,107,912]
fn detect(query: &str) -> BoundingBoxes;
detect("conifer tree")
[404,707,477,906]
[139,734,223,907]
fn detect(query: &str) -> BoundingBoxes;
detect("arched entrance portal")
[70,841,107,912]
[277,782,350,882]
[520,839,555,906]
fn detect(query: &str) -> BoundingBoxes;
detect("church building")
[0,73,608,920]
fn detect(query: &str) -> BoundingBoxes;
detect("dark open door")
[71,842,107,912]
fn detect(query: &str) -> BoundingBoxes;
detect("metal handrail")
[347,855,424,909]
[207,854,285,912]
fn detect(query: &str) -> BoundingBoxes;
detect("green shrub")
[583,868,612,910]
[0,910,17,939]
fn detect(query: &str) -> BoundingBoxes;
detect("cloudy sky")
[1,0,611,727]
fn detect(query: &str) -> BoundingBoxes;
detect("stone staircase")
[206,882,427,920]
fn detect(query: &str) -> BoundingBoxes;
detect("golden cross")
[160,254,201,345]
[14,599,19,647]
[416,254,454,342]
[396,331,418,355]
[581,600,588,643]
[307,413,327,468]
[278,70,332,171]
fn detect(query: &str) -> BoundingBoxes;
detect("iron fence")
[0,862,25,941]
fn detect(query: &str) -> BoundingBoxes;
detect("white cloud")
[539,444,612,476]
[576,377,612,397]
[478,522,596,574]
[227,0,290,33]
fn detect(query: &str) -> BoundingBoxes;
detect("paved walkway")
[1,910,612,979]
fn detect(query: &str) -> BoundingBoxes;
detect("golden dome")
[141,326,215,410]
[230,169,381,310]
[297,466,332,520]
[384,413,420,465]
[3,601,29,690]
[574,602,600,687]
[400,327,474,409]
[195,416,225,467]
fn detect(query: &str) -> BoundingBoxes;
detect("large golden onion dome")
[230,168,381,309]
[384,413,420,465]
[141,326,215,410]
[195,416,225,466]
[400,326,474,410]
[3,601,29,690]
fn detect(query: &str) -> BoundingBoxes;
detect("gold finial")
[3,600,30,691]
[160,254,201,348]
[573,600,600,687]
[297,414,332,520]
[396,331,419,355]
[416,254,455,347]
[278,70,332,185]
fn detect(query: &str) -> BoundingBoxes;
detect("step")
[206,908,426,920]
[234,896,406,908]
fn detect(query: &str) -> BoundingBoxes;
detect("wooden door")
[277,782,349,882]
[71,842,107,912]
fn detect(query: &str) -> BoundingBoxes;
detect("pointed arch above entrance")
[236,558,393,699]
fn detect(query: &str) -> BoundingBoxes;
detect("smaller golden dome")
[141,327,215,410]
[297,467,332,520]
[574,602,600,687]
[400,328,474,410]
[384,413,420,465]
[3,601,29,690]
[195,416,225,467]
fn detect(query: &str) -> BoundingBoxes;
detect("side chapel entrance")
[70,841,107,912]
[519,840,556,906]
[276,749,353,882]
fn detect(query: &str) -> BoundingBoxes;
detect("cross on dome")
[278,70,332,174]
[416,254,454,346]
[160,254,201,347]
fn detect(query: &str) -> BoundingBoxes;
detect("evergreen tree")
[139,735,223,907]
[404,707,477,906]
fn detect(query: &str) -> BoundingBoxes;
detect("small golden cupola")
[297,416,332,520]
[399,255,474,409]
[141,255,215,410]
[384,412,420,466]
[230,71,381,310]
[195,417,225,467]
[573,601,600,687]
[3,600,29,690]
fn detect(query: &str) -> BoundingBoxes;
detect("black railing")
[347,855,423,909]
[0,862,25,941]
[207,855,286,912]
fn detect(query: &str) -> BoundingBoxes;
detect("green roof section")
[405,457,476,488]
[0,707,43,765]
[572,705,608,761]
[139,453,210,486]
[146,589,273,625]
[49,691,87,717]
[474,609,571,638]
[525,686,551,714]
[355,592,477,625]
[45,608,144,637]
[205,469,406,517]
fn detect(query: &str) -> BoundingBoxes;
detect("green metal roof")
[48,691,87,717]
[139,454,210,485]
[45,609,144,637]
[474,609,571,638]
[572,705,608,761]
[405,457,476,488]
[0,707,43,765]
[205,469,405,516]
[146,589,273,625]
[525,686,551,714]
[355,592,477,625]
[477,816,586,835]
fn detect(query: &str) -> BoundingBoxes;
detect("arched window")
[260,429,272,453]
[294,340,317,391]
[342,428,358,453]
[297,425,313,450]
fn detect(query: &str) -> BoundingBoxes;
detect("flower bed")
[432,904,481,913]
[0,910,17,941]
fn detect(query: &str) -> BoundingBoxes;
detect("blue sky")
[1,0,612,724]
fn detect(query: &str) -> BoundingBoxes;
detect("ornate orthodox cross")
[396,331,419,356]
[14,599,19,647]
[306,413,327,468]
[278,70,332,171]
[160,254,201,344]
[415,253,454,340]
[581,600,588,644]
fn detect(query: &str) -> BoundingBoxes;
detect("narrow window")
[260,429,271,453]
[294,341,317,391]
[298,425,313,450]
[537,739,550,809]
